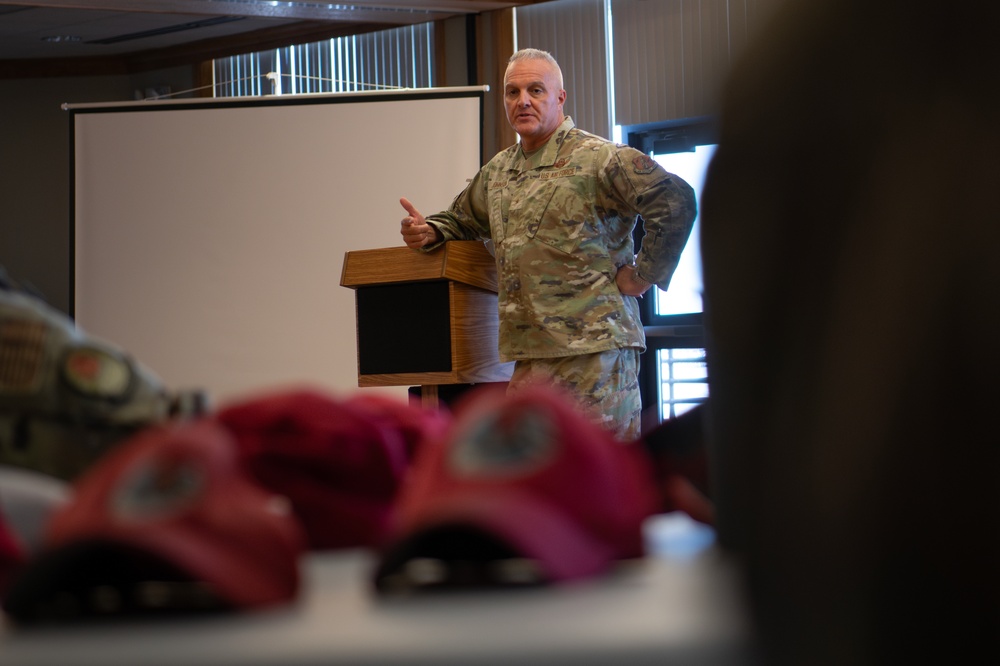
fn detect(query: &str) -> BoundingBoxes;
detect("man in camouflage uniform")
[400,48,697,440]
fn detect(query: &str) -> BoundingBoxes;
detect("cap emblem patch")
[112,455,205,521]
[449,406,557,477]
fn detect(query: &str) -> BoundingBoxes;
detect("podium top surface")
[340,241,497,293]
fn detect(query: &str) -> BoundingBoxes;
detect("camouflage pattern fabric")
[506,348,642,441]
[0,283,177,480]
[425,116,697,362]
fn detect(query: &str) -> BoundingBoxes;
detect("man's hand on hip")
[616,264,653,298]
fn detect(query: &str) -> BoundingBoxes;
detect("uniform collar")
[508,116,576,172]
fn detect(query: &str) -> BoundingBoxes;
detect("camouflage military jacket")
[425,117,697,362]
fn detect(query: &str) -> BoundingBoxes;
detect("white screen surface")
[70,89,484,405]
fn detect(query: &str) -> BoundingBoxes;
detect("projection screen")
[68,87,485,406]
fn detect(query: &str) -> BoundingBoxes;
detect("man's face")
[503,58,566,152]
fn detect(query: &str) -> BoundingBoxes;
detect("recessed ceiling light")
[41,35,82,43]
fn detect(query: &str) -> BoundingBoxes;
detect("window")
[658,347,709,419]
[214,23,435,97]
[624,118,717,421]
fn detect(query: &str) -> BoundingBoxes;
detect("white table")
[0,514,752,666]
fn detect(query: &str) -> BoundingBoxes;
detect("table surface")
[0,514,752,666]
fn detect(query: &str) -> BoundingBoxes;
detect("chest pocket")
[506,169,590,256]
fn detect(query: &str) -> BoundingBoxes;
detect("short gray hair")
[507,48,564,89]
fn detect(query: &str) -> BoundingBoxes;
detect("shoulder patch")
[632,154,658,175]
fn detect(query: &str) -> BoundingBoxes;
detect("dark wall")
[0,67,195,314]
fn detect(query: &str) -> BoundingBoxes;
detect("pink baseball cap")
[373,384,660,592]
[2,419,304,624]
[342,391,451,461]
[215,388,441,550]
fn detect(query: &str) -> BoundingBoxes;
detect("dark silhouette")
[700,0,1000,663]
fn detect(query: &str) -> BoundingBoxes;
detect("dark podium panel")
[341,241,514,390]
[356,281,452,375]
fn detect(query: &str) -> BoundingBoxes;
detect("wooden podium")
[340,241,514,405]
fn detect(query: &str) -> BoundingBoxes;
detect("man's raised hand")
[399,197,437,249]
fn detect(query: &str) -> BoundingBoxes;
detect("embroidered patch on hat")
[448,404,558,477]
[62,348,133,400]
[111,453,205,522]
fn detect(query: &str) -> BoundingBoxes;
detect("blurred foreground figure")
[700,0,1000,663]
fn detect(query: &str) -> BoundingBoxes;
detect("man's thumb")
[399,197,420,218]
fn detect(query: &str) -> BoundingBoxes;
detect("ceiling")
[0,0,543,76]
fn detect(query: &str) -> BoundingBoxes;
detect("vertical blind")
[612,0,779,126]
[516,0,784,130]
[515,0,612,140]
[214,23,435,97]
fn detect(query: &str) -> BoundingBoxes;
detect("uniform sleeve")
[421,165,493,249]
[606,146,698,290]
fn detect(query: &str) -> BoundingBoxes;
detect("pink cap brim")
[390,487,615,583]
